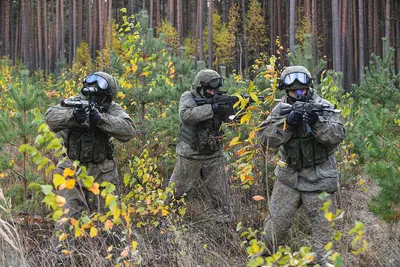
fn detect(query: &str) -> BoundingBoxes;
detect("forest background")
[0,0,399,266]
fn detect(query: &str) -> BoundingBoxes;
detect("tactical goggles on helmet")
[200,77,224,89]
[83,74,110,90]
[281,72,312,87]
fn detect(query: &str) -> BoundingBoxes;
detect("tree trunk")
[199,0,204,61]
[60,0,65,62]
[311,0,317,68]
[241,0,249,76]
[346,0,354,88]
[353,0,358,82]
[270,0,275,54]
[341,0,347,77]
[208,0,213,68]
[332,0,340,71]
[368,0,373,54]
[289,0,295,56]
[373,0,378,54]
[37,0,42,70]
[150,0,154,29]
[194,0,200,60]
[359,0,365,82]
[156,0,161,33]
[384,0,390,56]
[169,0,174,26]
[177,0,183,46]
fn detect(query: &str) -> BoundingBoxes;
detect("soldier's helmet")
[278,66,313,90]
[82,71,118,98]
[193,69,223,93]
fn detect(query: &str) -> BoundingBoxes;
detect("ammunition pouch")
[283,136,335,171]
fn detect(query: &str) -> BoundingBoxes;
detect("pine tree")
[351,40,400,222]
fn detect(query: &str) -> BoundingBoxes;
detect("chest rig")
[179,116,224,155]
[66,125,114,163]
[282,122,335,171]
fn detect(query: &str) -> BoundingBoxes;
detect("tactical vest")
[179,116,224,155]
[66,127,114,163]
[282,136,336,171]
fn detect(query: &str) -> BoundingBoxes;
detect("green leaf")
[120,7,127,13]
[53,174,66,190]
[46,138,62,150]
[40,184,54,195]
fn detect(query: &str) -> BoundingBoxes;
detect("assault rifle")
[60,87,102,109]
[193,93,265,108]
[279,101,342,116]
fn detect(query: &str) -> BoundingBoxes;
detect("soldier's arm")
[310,110,346,146]
[44,104,82,133]
[95,103,136,142]
[258,103,294,148]
[179,91,214,125]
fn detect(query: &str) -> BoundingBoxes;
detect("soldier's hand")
[212,103,231,115]
[73,107,88,123]
[304,109,318,126]
[279,103,292,116]
[287,111,302,126]
[89,107,101,123]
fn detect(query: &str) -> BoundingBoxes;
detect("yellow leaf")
[70,218,78,227]
[276,160,287,167]
[236,147,247,155]
[140,71,150,77]
[63,168,75,177]
[106,254,112,260]
[107,245,113,252]
[132,241,138,251]
[249,130,255,140]
[58,233,68,241]
[120,248,129,258]
[359,179,365,186]
[104,219,114,230]
[90,227,98,237]
[240,111,251,124]
[252,195,265,201]
[56,195,66,207]
[324,242,333,251]
[325,212,333,222]
[62,250,71,256]
[162,209,169,216]
[131,63,138,73]
[53,174,66,190]
[283,118,287,131]
[65,179,76,190]
[229,136,241,147]
[87,182,100,195]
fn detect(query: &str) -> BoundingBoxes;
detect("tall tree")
[332,0,340,71]
[177,0,183,46]
[37,0,43,70]
[199,0,204,61]
[241,0,249,75]
[385,0,390,55]
[311,0,317,68]
[289,0,295,57]
[208,0,213,68]
[359,0,365,82]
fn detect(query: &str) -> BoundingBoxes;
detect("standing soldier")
[168,69,233,223]
[45,71,135,246]
[258,66,346,264]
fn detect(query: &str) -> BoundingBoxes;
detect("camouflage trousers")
[263,180,336,264]
[168,155,232,222]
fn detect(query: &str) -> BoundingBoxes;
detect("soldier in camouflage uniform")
[168,69,233,223]
[259,66,346,263]
[45,71,135,242]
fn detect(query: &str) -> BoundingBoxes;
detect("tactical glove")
[73,107,88,123]
[287,111,302,126]
[211,103,230,114]
[89,107,101,123]
[303,110,319,126]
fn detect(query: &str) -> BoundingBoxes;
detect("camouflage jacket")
[45,97,135,175]
[259,92,346,192]
[176,88,224,159]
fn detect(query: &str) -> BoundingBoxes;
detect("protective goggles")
[281,72,311,87]
[83,74,109,90]
[200,77,224,89]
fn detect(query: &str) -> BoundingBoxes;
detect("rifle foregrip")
[60,100,89,109]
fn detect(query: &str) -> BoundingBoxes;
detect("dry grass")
[1,176,400,266]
